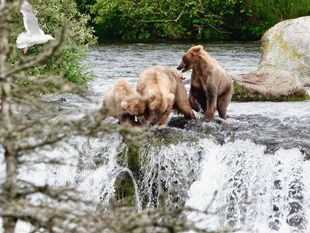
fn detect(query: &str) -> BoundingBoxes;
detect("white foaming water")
[228,101,310,121]
[1,134,309,233]
[17,134,124,204]
[0,133,143,233]
[186,139,310,233]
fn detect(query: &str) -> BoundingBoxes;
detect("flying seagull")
[16,0,54,54]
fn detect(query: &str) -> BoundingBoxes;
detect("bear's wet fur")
[136,66,195,125]
[177,45,233,121]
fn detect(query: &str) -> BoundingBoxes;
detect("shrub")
[9,0,96,92]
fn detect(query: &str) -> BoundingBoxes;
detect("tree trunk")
[2,149,17,233]
[1,3,17,232]
[4,149,17,197]
[2,217,16,233]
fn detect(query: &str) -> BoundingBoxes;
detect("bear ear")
[167,93,175,105]
[192,45,203,53]
[121,101,128,109]
[147,89,156,101]
[146,89,158,111]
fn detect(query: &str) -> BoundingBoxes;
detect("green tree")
[78,0,310,41]
[247,0,310,38]
[81,0,254,41]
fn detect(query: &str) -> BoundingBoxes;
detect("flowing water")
[1,43,310,233]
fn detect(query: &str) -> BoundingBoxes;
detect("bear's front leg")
[157,109,171,125]
[189,95,199,112]
[175,82,196,119]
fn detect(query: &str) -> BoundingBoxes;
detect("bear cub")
[100,79,146,125]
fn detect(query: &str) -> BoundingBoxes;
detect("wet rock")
[233,68,307,101]
[260,16,310,87]
[233,16,310,101]
[169,114,310,158]
[114,171,136,206]
[59,97,67,102]
[167,116,190,129]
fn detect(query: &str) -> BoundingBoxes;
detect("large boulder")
[233,68,307,101]
[233,16,310,101]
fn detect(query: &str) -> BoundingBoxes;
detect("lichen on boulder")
[233,16,310,101]
[260,16,310,87]
[232,68,308,101]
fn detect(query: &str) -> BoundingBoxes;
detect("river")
[1,43,310,233]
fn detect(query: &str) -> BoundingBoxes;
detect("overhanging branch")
[138,10,185,23]
[207,23,232,34]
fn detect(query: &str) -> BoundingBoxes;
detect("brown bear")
[99,79,147,125]
[133,66,196,125]
[177,45,233,121]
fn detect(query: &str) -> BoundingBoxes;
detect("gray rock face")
[233,16,310,101]
[233,68,305,100]
[260,16,310,86]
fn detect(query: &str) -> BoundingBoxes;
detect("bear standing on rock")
[177,45,233,121]
[132,66,196,125]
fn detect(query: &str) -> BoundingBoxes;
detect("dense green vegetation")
[10,0,96,90]
[76,0,310,41]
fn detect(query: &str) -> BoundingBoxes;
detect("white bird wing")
[20,0,44,35]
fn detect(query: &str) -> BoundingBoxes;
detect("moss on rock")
[117,143,144,179]
[232,82,266,101]
[232,82,310,101]
[114,172,136,206]
[113,127,199,207]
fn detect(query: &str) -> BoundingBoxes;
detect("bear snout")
[177,61,185,71]
[177,60,189,73]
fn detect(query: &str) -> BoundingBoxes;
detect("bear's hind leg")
[205,93,217,121]
[217,91,232,119]
[189,91,200,112]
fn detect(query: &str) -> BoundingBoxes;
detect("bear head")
[177,45,204,72]
[120,93,147,117]
[145,91,175,125]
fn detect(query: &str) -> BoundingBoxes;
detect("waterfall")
[186,139,310,233]
[1,129,309,233]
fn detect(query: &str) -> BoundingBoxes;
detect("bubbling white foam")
[186,139,310,233]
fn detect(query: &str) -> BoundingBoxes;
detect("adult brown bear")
[177,45,233,121]
[121,66,195,125]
